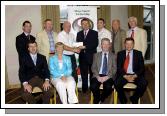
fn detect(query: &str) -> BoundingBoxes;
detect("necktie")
[33,55,37,65]
[131,30,134,39]
[102,53,108,75]
[124,52,130,73]
[112,32,116,53]
[84,30,87,39]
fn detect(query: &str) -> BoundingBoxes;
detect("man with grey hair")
[57,21,81,83]
[127,16,147,57]
[111,19,126,54]
[91,38,116,104]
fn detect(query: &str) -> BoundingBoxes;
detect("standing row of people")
[15,16,147,104]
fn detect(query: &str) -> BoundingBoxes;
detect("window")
[143,5,155,62]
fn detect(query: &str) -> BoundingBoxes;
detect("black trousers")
[65,54,78,83]
[90,77,114,104]
[114,76,148,104]
[79,57,93,92]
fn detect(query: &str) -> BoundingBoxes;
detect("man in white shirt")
[57,21,81,83]
[127,16,147,57]
[97,18,112,52]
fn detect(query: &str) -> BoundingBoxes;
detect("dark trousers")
[114,76,148,104]
[21,76,53,104]
[79,58,93,92]
[65,54,78,83]
[90,77,114,104]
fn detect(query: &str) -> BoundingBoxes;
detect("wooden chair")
[114,83,141,104]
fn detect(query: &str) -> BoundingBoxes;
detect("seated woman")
[49,42,78,104]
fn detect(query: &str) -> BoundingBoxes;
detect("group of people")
[15,16,148,104]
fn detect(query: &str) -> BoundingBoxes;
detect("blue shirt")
[47,31,55,53]
[126,50,134,74]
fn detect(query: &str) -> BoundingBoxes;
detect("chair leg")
[114,89,118,104]
[90,92,93,104]
[76,86,78,99]
[138,98,140,104]
[53,89,56,104]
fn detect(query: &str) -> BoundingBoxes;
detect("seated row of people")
[19,37,147,104]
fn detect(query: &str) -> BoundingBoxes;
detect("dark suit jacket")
[91,52,117,79]
[117,49,145,78]
[16,32,36,65]
[76,29,98,64]
[19,53,50,83]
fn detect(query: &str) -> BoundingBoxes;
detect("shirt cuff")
[23,81,28,86]
[45,78,49,81]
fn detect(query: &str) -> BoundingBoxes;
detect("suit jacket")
[76,29,98,64]
[19,53,50,83]
[36,30,57,61]
[16,32,36,65]
[127,27,147,57]
[91,52,117,79]
[49,54,72,79]
[111,28,126,54]
[116,49,145,79]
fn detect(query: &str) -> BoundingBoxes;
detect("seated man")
[90,38,116,104]
[114,37,148,104]
[19,40,53,104]
[49,42,78,104]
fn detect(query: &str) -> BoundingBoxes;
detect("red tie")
[131,30,134,38]
[124,52,130,73]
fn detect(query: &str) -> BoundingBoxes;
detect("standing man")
[19,40,53,104]
[91,38,116,104]
[57,21,81,83]
[76,18,98,93]
[36,19,57,61]
[111,19,126,54]
[16,20,36,66]
[127,16,147,57]
[97,18,112,52]
[114,37,148,104]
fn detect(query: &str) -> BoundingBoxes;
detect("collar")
[130,27,137,31]
[126,49,133,54]
[62,30,70,35]
[30,53,37,57]
[24,32,30,36]
[102,51,109,55]
[98,27,105,32]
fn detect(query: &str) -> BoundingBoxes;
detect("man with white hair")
[127,16,147,57]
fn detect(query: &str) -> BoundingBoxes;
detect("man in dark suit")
[91,38,116,104]
[76,18,98,93]
[114,37,148,104]
[16,20,36,66]
[19,40,53,104]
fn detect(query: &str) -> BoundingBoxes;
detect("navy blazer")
[19,53,50,83]
[76,29,98,64]
[116,49,145,78]
[16,32,36,65]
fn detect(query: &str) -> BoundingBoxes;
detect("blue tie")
[102,53,107,75]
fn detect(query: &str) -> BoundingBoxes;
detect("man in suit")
[19,40,53,104]
[16,20,36,66]
[97,18,112,52]
[127,16,147,57]
[36,19,57,61]
[76,18,98,93]
[91,38,116,104]
[111,19,126,54]
[114,37,148,104]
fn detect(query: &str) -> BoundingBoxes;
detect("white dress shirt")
[30,53,37,65]
[126,50,134,74]
[97,28,112,52]
[57,30,76,55]
[127,27,137,37]
[99,52,109,74]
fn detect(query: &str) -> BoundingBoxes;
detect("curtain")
[128,5,144,28]
[41,5,60,33]
[97,5,111,30]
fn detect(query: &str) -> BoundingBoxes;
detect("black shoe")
[130,96,138,104]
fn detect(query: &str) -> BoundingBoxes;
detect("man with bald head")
[57,21,81,83]
[111,19,126,54]
[127,16,147,57]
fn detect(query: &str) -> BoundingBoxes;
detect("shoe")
[130,96,138,104]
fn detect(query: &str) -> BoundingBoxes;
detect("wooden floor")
[5,64,155,104]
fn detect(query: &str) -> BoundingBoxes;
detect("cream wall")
[5,5,42,88]
[110,5,129,31]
